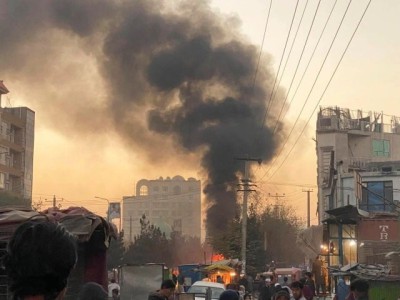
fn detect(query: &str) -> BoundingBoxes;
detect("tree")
[107,231,125,270]
[210,198,304,275]
[123,215,204,267]
[169,231,203,265]
[124,214,170,264]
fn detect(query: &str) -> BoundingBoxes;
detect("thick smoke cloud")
[0,0,285,236]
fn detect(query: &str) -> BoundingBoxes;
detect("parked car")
[187,281,226,300]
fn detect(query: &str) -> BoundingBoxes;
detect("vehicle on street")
[187,281,226,300]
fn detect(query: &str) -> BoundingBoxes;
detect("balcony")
[348,158,372,171]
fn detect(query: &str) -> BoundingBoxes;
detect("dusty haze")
[0,0,289,236]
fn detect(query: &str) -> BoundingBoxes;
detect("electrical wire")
[258,0,342,180]
[274,0,339,135]
[251,0,273,93]
[266,0,373,181]
[261,0,301,126]
[269,0,311,115]
[259,0,354,181]
[273,0,323,134]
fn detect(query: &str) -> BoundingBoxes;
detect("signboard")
[109,202,121,220]
[358,219,398,241]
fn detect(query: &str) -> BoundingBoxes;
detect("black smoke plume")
[0,0,285,237]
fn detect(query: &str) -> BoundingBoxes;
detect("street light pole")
[95,196,110,222]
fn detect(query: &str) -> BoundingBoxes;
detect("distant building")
[316,106,400,269]
[122,175,201,244]
[0,81,35,204]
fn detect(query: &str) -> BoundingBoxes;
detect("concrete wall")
[317,126,400,221]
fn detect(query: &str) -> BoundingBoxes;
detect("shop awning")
[204,264,235,272]
[324,205,369,223]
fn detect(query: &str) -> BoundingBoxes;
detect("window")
[0,147,7,165]
[372,139,390,157]
[361,181,393,212]
[0,173,4,189]
[139,185,148,196]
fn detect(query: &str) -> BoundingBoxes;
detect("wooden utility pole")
[302,189,313,227]
[236,157,262,275]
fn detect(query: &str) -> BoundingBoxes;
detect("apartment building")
[0,81,35,204]
[315,106,400,267]
[123,175,201,244]
[316,106,400,217]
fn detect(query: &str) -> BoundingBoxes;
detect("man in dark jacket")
[259,278,273,300]
[148,279,176,300]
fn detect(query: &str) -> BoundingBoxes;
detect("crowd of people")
[145,270,369,300]
[144,277,369,300]
[2,219,370,300]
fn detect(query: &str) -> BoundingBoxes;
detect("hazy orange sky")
[3,0,399,227]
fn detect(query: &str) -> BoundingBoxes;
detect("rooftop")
[317,106,400,135]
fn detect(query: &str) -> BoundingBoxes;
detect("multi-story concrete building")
[316,106,400,218]
[0,81,35,204]
[122,175,201,244]
[316,106,400,268]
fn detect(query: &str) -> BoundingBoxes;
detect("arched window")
[139,185,148,196]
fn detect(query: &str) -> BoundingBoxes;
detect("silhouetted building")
[0,81,35,204]
[123,175,201,244]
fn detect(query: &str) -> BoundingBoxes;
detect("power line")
[270,0,311,114]
[258,180,317,188]
[276,0,339,133]
[265,0,373,181]
[261,0,301,126]
[259,0,354,181]
[251,0,273,93]
[273,0,323,134]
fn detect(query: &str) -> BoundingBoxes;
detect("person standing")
[219,290,240,300]
[239,274,249,292]
[335,277,349,300]
[259,278,273,300]
[108,279,120,298]
[291,281,307,300]
[148,279,176,300]
[304,272,316,299]
[217,275,225,285]
[202,274,211,282]
[312,256,323,295]
[112,288,120,300]
[247,274,254,295]
[274,290,291,300]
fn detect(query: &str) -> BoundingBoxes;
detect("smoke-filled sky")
[1,0,399,234]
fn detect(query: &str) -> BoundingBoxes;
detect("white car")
[187,281,226,300]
